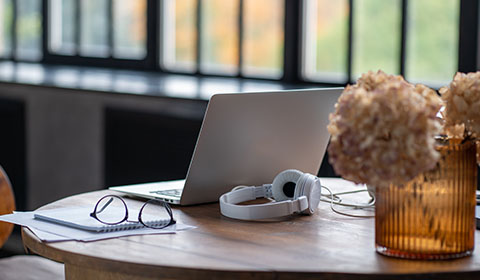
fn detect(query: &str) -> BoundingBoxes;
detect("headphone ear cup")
[293,174,308,200]
[302,175,322,215]
[271,169,303,201]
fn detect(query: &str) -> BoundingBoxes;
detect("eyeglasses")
[90,195,176,229]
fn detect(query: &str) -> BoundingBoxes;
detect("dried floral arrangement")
[439,72,480,139]
[327,70,453,188]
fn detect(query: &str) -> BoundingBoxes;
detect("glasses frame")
[90,194,176,229]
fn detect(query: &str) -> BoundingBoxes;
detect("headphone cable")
[320,185,375,218]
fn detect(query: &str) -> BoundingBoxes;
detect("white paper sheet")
[0,211,195,242]
[27,227,72,242]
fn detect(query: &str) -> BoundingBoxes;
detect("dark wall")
[104,107,202,187]
[0,98,26,210]
[318,150,338,178]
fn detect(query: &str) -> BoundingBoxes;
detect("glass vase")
[375,138,477,259]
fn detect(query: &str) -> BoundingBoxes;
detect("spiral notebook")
[34,207,170,233]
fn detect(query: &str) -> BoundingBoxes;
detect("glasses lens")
[139,200,174,229]
[94,196,127,224]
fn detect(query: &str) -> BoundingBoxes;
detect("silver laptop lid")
[180,88,342,205]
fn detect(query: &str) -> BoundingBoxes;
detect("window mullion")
[41,0,48,57]
[458,0,479,73]
[195,0,202,74]
[347,0,354,83]
[11,0,17,60]
[75,0,80,55]
[283,0,300,83]
[147,0,158,69]
[400,0,408,76]
[107,0,113,58]
[196,0,203,74]
[238,0,244,77]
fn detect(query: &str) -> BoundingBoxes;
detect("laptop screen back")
[180,88,343,205]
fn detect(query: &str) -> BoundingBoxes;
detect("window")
[161,0,284,78]
[0,0,13,58]
[161,0,197,72]
[352,0,401,79]
[302,0,349,82]
[0,0,42,60]
[302,0,461,86]
[17,0,42,60]
[112,0,146,59]
[48,0,147,59]
[242,0,284,78]
[0,0,474,87]
[49,0,75,54]
[405,0,459,85]
[79,0,109,57]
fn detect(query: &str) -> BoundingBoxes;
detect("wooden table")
[22,178,480,280]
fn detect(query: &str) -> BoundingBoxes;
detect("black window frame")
[0,0,478,87]
[41,0,158,70]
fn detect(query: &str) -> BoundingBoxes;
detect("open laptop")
[109,88,342,205]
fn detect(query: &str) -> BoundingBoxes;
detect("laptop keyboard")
[149,189,182,198]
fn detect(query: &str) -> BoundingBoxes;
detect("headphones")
[219,169,322,220]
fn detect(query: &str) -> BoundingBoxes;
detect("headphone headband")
[219,170,321,220]
[219,185,309,220]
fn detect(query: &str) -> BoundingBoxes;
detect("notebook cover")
[34,207,165,232]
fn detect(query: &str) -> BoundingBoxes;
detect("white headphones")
[219,169,322,220]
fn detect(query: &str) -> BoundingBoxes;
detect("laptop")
[109,88,343,205]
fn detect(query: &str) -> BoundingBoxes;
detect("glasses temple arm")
[96,197,114,214]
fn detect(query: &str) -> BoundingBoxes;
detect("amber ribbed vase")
[375,139,477,259]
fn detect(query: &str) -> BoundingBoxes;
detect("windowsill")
[0,61,321,101]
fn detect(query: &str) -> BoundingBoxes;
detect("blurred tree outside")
[243,0,284,77]
[352,0,401,79]
[174,0,197,66]
[312,0,459,84]
[59,0,75,51]
[201,0,239,73]
[310,0,349,78]
[0,0,12,56]
[406,0,459,84]
[172,0,284,76]
[113,0,147,58]
[16,0,41,59]
[80,0,108,55]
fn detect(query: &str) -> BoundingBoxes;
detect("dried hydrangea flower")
[440,72,480,138]
[477,141,480,165]
[443,123,465,140]
[327,70,442,188]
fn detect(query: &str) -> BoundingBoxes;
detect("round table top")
[22,178,480,279]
